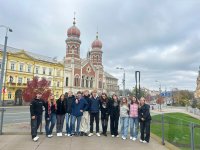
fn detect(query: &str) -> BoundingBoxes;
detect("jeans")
[45,113,56,135]
[66,113,73,134]
[110,115,119,136]
[90,112,99,133]
[130,117,139,138]
[101,113,109,134]
[31,115,42,139]
[56,114,65,133]
[140,120,151,142]
[71,115,82,134]
[120,117,129,138]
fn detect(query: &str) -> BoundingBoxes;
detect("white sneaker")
[143,140,148,143]
[140,139,143,143]
[65,133,68,136]
[116,135,119,138]
[67,134,71,137]
[122,136,126,140]
[111,135,115,138]
[59,133,63,137]
[96,133,101,137]
[49,134,53,137]
[35,136,39,140]
[88,133,93,137]
[47,135,52,138]
[130,136,133,140]
[57,133,60,137]
[132,137,136,141]
[33,136,39,142]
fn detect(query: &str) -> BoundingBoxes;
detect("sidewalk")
[0,135,169,150]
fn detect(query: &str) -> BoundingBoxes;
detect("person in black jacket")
[64,91,75,136]
[44,94,57,138]
[139,97,152,143]
[30,92,45,142]
[108,94,120,138]
[56,94,66,136]
[100,93,109,136]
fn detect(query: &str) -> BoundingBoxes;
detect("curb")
[151,133,180,150]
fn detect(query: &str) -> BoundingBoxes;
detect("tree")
[22,76,51,102]
[173,90,194,106]
[132,87,148,98]
[156,96,165,111]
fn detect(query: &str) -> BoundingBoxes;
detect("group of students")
[30,89,151,144]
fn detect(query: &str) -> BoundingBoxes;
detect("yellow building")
[0,44,64,105]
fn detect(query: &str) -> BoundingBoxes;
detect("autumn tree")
[22,76,51,102]
[173,90,194,106]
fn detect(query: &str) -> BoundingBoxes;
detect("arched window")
[66,77,68,86]
[74,75,80,87]
[96,56,99,62]
[81,76,85,87]
[90,77,93,88]
[99,79,102,89]
[86,77,89,88]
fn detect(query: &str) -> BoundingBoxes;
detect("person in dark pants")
[139,97,151,143]
[44,94,57,138]
[88,90,101,137]
[100,93,109,136]
[56,94,66,136]
[30,92,45,142]
[108,94,120,138]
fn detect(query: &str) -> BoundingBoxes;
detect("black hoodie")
[65,95,75,114]
[56,98,66,115]
[30,98,45,116]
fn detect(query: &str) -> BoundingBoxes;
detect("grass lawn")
[151,113,200,150]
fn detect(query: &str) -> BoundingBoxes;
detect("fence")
[187,106,200,116]
[151,113,200,150]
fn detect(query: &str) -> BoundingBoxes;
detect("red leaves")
[156,96,165,104]
[22,76,51,102]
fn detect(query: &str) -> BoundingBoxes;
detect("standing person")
[71,91,88,136]
[120,97,129,140]
[139,97,151,143]
[100,93,109,136]
[80,90,91,136]
[108,94,120,138]
[129,96,139,141]
[30,92,45,142]
[56,94,66,136]
[65,91,75,136]
[88,90,101,137]
[44,94,57,138]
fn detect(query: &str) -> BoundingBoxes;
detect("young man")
[88,90,101,137]
[30,92,45,142]
[71,91,88,136]
[80,90,91,136]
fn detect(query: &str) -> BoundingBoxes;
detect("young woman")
[129,96,139,141]
[100,93,109,136]
[108,94,120,138]
[120,97,129,140]
[139,97,152,143]
[56,94,66,136]
[45,94,57,138]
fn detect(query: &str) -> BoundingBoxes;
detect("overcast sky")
[1,0,200,91]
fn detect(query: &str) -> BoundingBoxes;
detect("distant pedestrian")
[64,91,75,136]
[71,91,88,136]
[80,90,91,136]
[100,93,109,136]
[108,94,120,138]
[88,90,101,137]
[30,92,45,142]
[44,94,57,138]
[139,97,152,143]
[129,96,139,141]
[120,97,129,140]
[56,94,66,136]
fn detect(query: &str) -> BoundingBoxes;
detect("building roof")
[0,44,62,64]
[104,71,118,80]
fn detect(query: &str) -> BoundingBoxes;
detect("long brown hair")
[131,96,139,105]
[121,97,128,106]
[100,93,108,103]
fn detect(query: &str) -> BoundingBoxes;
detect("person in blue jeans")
[120,97,129,140]
[45,94,57,138]
[65,91,75,136]
[71,91,88,136]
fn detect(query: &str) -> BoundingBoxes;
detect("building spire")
[96,25,99,39]
[73,12,76,25]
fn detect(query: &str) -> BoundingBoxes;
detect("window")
[81,76,85,87]
[74,76,79,87]
[49,68,52,76]
[11,63,15,70]
[66,77,68,86]
[99,80,102,89]
[28,65,32,73]
[18,77,23,84]
[27,78,30,83]
[57,81,60,87]
[35,67,39,74]
[8,92,12,99]
[86,77,89,88]
[43,68,46,75]
[57,70,61,77]
[19,64,24,72]
[90,77,93,88]
[97,56,99,62]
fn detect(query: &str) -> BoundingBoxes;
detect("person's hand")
[80,110,83,112]
[75,99,78,104]
[47,118,50,120]
[141,118,145,121]
[31,116,35,119]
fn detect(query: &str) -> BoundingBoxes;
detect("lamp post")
[0,25,13,106]
[116,67,125,96]
[155,80,162,111]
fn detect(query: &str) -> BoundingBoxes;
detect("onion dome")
[67,17,80,38]
[91,32,102,49]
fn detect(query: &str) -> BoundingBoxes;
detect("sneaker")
[47,135,52,138]
[84,133,88,136]
[132,137,136,141]
[36,136,39,140]
[80,132,84,136]
[33,136,39,142]
[111,135,115,138]
[60,133,63,137]
[122,137,126,140]
[143,140,148,143]
[130,136,133,140]
[140,139,143,143]
[68,134,71,137]
[65,133,68,136]
[96,133,101,137]
[88,133,93,137]
[103,133,107,137]
[116,135,119,138]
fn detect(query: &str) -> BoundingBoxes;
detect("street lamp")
[116,67,125,96]
[0,25,13,106]
[155,80,162,111]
